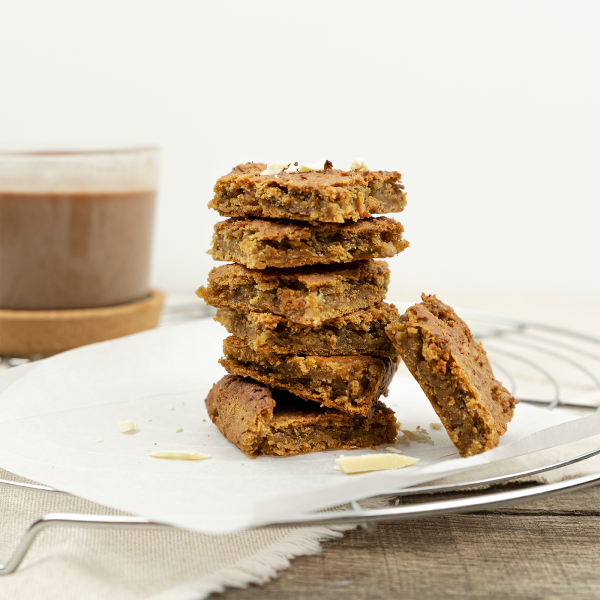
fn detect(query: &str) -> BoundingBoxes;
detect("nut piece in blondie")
[385,294,517,457]
[205,375,398,457]
[208,162,407,223]
[220,336,399,417]
[215,303,399,357]
[209,217,408,269]
[197,260,389,326]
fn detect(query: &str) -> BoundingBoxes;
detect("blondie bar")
[209,217,408,269]
[208,163,407,223]
[205,375,398,457]
[220,336,398,417]
[385,294,517,457]
[215,303,399,357]
[197,260,389,326]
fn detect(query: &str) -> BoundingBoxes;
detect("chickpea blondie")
[197,260,389,326]
[215,303,399,357]
[208,162,407,223]
[209,217,408,269]
[220,336,398,417]
[385,294,517,457]
[205,375,398,457]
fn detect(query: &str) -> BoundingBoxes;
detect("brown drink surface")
[0,190,155,310]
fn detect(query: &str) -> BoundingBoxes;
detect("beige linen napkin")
[0,467,355,600]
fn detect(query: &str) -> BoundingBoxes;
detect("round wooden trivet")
[0,290,164,358]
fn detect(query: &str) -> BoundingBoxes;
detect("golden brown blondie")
[197,260,389,326]
[215,303,399,357]
[209,217,408,269]
[220,336,398,417]
[385,294,517,457]
[205,375,398,458]
[208,163,407,223]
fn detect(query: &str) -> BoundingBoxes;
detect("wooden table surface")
[211,483,600,599]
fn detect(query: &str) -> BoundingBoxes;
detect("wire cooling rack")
[1,303,600,575]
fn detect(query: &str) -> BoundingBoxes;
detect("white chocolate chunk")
[336,453,418,474]
[430,423,443,430]
[401,429,434,445]
[260,162,290,175]
[262,160,329,176]
[298,159,327,172]
[350,157,369,171]
[175,426,183,433]
[117,420,137,434]
[94,438,103,443]
[386,447,403,455]
[149,450,210,461]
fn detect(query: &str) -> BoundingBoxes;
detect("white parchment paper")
[0,319,596,534]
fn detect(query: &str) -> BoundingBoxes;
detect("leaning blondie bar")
[205,375,398,457]
[197,260,389,326]
[385,294,517,457]
[220,336,398,417]
[215,303,399,357]
[208,162,407,223]
[209,217,408,269]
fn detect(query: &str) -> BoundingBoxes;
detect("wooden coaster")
[0,290,164,358]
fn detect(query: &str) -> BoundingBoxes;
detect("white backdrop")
[1,0,599,310]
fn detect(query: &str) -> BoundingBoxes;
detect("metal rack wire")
[1,305,599,575]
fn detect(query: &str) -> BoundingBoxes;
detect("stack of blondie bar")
[197,160,409,457]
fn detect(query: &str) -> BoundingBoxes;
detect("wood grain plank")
[211,484,600,599]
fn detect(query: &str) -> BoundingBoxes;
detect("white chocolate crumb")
[149,450,210,461]
[430,423,443,430]
[261,162,290,175]
[117,420,137,434]
[144,448,150,452]
[175,426,183,433]
[401,429,434,445]
[94,438,103,443]
[350,157,369,171]
[168,404,174,411]
[395,432,411,445]
[386,447,403,455]
[335,453,418,474]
